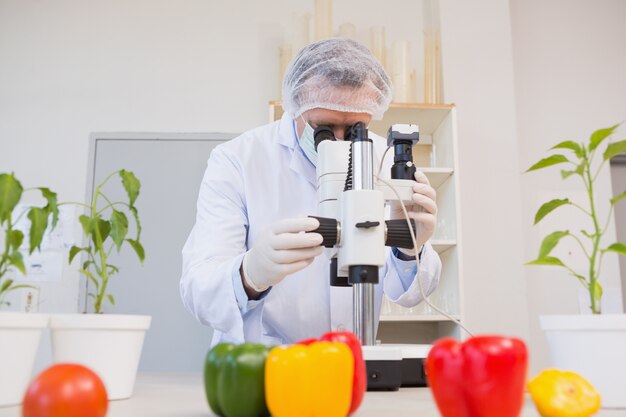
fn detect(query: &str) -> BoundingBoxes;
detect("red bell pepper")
[426,336,528,417]
[298,331,366,415]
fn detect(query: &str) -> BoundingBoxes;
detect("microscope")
[310,122,430,390]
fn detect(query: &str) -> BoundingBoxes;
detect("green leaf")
[7,229,24,251]
[0,173,23,223]
[129,206,142,240]
[551,140,583,158]
[82,260,94,270]
[9,252,26,275]
[581,230,595,240]
[106,294,116,305]
[538,231,570,259]
[526,256,566,267]
[0,279,13,293]
[38,187,59,228]
[110,209,129,251]
[560,162,584,180]
[107,264,119,274]
[79,215,94,235]
[534,199,570,224]
[69,245,84,264]
[119,170,140,206]
[603,243,626,256]
[611,190,626,205]
[92,218,111,246]
[126,239,145,263]
[7,284,33,292]
[589,124,620,152]
[603,139,626,162]
[27,207,49,254]
[526,155,570,172]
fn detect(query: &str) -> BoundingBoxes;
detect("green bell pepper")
[204,343,270,417]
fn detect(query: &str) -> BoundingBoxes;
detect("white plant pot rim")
[50,313,151,330]
[540,314,626,331]
[0,312,49,328]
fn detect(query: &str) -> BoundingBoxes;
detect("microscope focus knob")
[385,219,417,249]
[308,216,339,248]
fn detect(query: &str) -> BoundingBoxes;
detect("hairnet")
[282,38,392,120]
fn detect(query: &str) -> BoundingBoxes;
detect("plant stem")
[601,205,615,236]
[92,191,109,314]
[584,157,602,314]
[570,234,591,259]
[58,201,91,209]
[571,202,592,217]
[89,170,123,313]
[0,218,14,283]
[96,201,129,216]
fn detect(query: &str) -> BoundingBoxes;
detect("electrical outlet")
[21,287,40,313]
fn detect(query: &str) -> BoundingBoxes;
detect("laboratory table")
[2,373,625,417]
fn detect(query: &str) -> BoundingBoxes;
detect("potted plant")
[49,169,150,400]
[0,172,57,407]
[527,123,626,408]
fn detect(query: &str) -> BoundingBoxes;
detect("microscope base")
[362,346,402,391]
[387,344,431,387]
[362,344,432,390]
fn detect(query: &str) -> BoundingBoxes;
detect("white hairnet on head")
[282,38,392,120]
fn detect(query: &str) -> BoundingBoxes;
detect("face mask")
[297,117,318,166]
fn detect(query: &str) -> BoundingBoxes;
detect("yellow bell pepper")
[527,369,601,417]
[265,341,354,417]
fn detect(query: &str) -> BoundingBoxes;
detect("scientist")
[180,38,441,346]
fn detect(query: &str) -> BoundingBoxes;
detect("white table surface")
[2,373,625,417]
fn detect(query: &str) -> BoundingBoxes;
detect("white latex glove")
[242,217,324,292]
[390,170,437,256]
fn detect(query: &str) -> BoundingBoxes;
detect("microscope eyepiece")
[345,122,369,142]
[314,125,335,150]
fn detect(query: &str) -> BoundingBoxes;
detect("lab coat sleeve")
[382,241,441,307]
[180,145,259,343]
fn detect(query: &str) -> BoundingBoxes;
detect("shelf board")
[431,239,456,254]
[417,167,453,189]
[380,314,461,322]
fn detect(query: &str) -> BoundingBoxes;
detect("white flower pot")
[540,314,626,409]
[49,314,151,400]
[0,312,49,407]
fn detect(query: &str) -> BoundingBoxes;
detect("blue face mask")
[298,117,318,166]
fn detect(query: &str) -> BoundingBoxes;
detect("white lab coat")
[180,113,441,346]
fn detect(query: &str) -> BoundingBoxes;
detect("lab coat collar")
[277,112,297,150]
[278,113,317,188]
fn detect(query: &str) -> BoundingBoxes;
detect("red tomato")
[22,363,108,417]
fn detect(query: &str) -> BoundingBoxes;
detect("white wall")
[437,0,530,343]
[3,0,624,374]
[0,0,429,315]
[511,0,626,372]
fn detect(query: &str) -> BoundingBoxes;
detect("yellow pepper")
[527,369,601,417]
[265,341,354,417]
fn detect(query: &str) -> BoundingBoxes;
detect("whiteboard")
[86,132,235,371]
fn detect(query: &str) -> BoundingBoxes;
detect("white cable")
[376,146,473,337]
